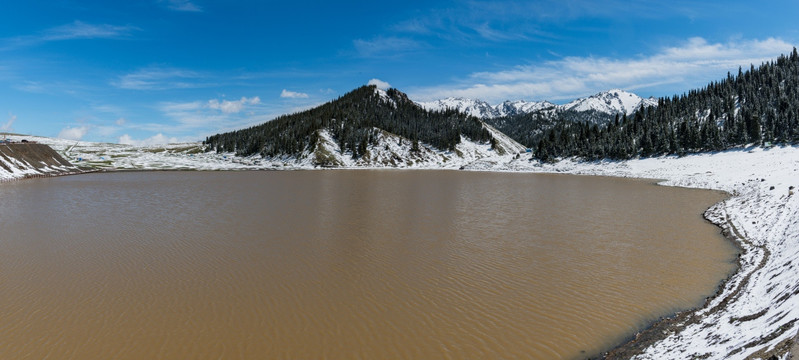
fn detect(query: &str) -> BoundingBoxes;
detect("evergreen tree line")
[204,85,492,158]
[485,108,618,150]
[527,48,799,162]
[484,109,560,148]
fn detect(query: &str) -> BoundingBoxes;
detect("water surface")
[0,171,736,359]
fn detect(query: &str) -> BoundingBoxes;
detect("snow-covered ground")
[503,146,799,359]
[0,138,82,181]
[2,131,798,358]
[1,134,268,172]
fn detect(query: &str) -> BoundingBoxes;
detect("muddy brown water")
[0,170,736,359]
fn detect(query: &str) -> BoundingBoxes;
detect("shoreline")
[597,199,749,359]
[23,167,782,359]
[516,146,799,359]
[3,137,798,359]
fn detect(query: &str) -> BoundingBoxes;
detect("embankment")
[505,146,799,359]
[0,143,83,181]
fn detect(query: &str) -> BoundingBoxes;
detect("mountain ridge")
[203,85,525,168]
[417,89,657,120]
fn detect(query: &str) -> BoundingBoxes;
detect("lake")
[0,170,737,359]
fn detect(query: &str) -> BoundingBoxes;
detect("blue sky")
[0,0,797,144]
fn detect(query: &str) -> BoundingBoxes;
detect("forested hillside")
[484,108,622,149]
[529,49,799,162]
[483,91,655,150]
[204,85,492,158]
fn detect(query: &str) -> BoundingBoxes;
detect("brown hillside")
[0,143,76,173]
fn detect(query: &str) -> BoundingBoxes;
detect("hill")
[530,49,799,162]
[204,85,525,168]
[0,141,82,180]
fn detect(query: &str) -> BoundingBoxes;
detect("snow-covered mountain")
[418,97,555,119]
[418,89,657,119]
[417,98,495,118]
[563,89,658,116]
[496,100,557,117]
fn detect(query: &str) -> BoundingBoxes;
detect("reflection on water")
[0,171,736,359]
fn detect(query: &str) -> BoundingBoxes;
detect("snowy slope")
[1,123,528,172]
[495,100,557,117]
[418,97,555,118]
[264,123,525,170]
[0,139,82,181]
[417,97,503,118]
[563,89,657,115]
[501,147,799,360]
[1,134,264,172]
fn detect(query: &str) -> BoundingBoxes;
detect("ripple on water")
[0,171,736,359]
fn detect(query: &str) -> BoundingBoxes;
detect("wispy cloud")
[353,37,424,58]
[160,0,202,12]
[1,21,139,50]
[390,2,565,44]
[409,37,796,103]
[280,89,309,99]
[113,67,207,90]
[92,104,127,115]
[208,96,261,113]
[94,124,123,137]
[42,21,139,41]
[388,1,726,46]
[1,113,16,132]
[158,95,264,132]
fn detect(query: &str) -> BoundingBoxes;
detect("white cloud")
[161,101,203,113]
[58,125,90,141]
[15,81,47,93]
[353,36,424,57]
[155,95,266,135]
[118,133,180,146]
[208,96,261,113]
[367,79,391,90]
[409,37,796,103]
[162,0,202,12]
[95,125,121,137]
[390,1,722,45]
[115,117,126,126]
[159,101,223,129]
[113,67,205,90]
[0,21,139,50]
[280,89,309,99]
[42,21,139,41]
[1,113,16,132]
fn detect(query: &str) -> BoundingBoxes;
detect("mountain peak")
[418,89,656,120]
[562,89,655,116]
[417,97,555,119]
